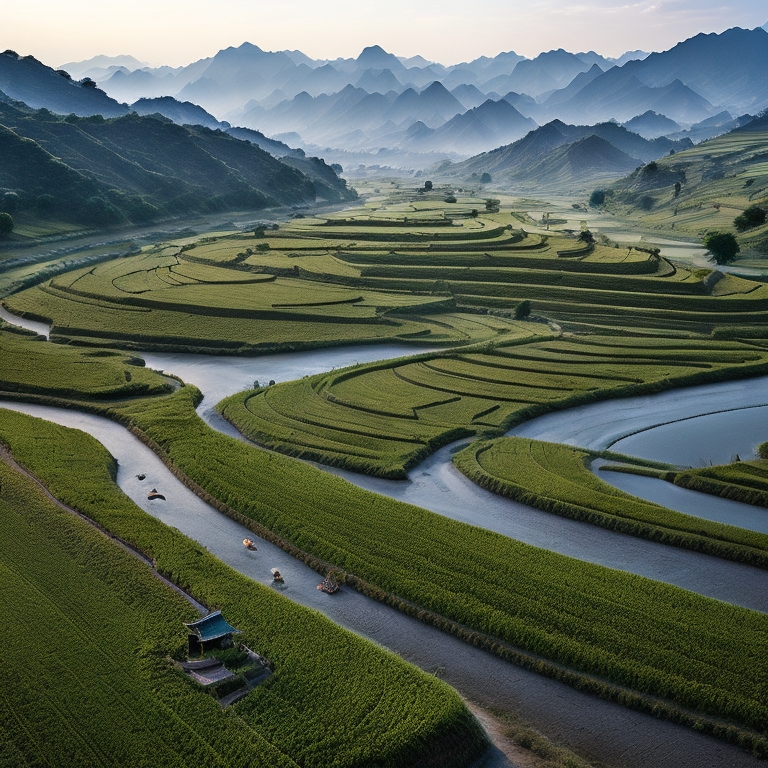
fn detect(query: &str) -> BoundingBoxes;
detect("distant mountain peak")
[421,80,450,95]
[233,41,264,53]
[360,44,389,57]
[357,45,402,70]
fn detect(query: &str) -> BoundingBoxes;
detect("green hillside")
[0,96,355,232]
[594,119,768,256]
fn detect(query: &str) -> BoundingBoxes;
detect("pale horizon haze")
[3,0,767,69]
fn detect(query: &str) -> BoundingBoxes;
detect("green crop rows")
[7,195,768,354]
[75,388,768,744]
[0,408,485,768]
[6,188,768,758]
[668,458,768,509]
[220,335,768,478]
[452,436,768,564]
[0,322,173,399]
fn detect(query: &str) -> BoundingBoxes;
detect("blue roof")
[184,610,241,642]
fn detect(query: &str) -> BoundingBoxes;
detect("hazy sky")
[4,0,767,68]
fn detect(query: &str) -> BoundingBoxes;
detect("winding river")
[1,306,766,767]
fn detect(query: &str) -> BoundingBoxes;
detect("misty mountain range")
[48,26,767,161]
[0,25,767,204]
[437,120,695,190]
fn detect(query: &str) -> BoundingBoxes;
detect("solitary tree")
[589,190,605,207]
[479,172,492,184]
[514,300,531,320]
[0,212,14,238]
[424,180,433,191]
[704,231,740,264]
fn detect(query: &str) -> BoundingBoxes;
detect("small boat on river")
[270,568,284,583]
[317,573,339,594]
[243,538,258,551]
[147,488,166,500]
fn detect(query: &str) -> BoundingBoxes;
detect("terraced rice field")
[220,335,768,477]
[0,322,172,399]
[7,193,768,354]
[5,187,768,760]
[452,436,768,564]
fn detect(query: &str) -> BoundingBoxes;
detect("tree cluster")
[734,205,766,231]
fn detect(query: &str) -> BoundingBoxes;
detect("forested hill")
[0,49,128,117]
[0,96,355,229]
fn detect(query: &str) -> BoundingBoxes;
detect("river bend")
[1,309,766,767]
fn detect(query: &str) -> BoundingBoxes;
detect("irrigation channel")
[1,306,767,767]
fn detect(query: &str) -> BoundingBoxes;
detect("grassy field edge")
[453,439,768,568]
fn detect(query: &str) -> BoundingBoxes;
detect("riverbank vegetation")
[452,437,768,566]
[0,407,486,768]
[219,335,768,478]
[620,452,768,510]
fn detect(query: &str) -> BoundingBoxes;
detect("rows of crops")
[452,436,768,564]
[74,387,768,744]
[6,188,768,758]
[220,335,768,478]
[672,459,768,508]
[10,193,767,353]
[0,323,172,399]
[0,408,485,767]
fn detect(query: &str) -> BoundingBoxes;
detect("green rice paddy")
[9,193,768,353]
[5,186,768,758]
[0,408,485,768]
[220,335,768,478]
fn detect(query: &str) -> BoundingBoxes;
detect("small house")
[184,610,241,656]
